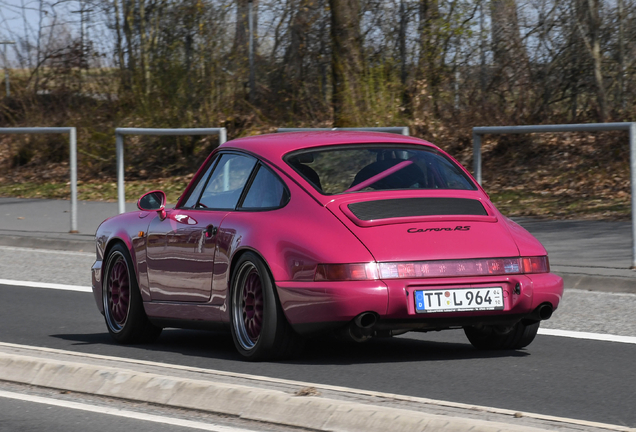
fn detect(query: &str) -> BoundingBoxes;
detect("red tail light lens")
[521,256,550,273]
[314,257,549,281]
[314,263,379,281]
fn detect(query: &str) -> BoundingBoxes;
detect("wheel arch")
[102,236,138,288]
[227,246,287,320]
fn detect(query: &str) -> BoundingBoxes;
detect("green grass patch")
[0,178,188,204]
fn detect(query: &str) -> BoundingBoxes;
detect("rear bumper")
[276,272,563,335]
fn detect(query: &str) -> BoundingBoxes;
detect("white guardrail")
[277,127,410,136]
[473,122,636,269]
[115,128,227,215]
[0,127,78,233]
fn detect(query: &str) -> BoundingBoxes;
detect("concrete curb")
[0,351,552,432]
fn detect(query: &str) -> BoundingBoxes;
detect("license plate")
[414,287,504,313]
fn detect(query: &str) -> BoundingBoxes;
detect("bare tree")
[329,0,364,126]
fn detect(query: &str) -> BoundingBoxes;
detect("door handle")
[204,224,218,238]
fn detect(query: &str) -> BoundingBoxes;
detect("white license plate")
[414,287,504,313]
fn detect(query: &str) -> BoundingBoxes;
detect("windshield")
[285,145,476,195]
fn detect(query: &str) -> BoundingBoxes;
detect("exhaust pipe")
[538,304,553,320]
[530,304,553,321]
[354,312,377,329]
[339,312,378,343]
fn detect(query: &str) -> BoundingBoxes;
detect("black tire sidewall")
[230,252,282,361]
[103,243,148,343]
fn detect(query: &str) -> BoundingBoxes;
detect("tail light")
[313,257,549,281]
[315,263,379,281]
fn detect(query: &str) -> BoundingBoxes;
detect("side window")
[241,165,289,210]
[198,153,256,209]
[181,157,217,209]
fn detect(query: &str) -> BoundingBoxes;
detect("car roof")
[219,131,438,161]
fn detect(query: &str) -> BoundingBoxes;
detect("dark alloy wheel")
[230,252,302,361]
[464,320,540,350]
[103,243,162,344]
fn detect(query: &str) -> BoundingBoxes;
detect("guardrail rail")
[115,128,227,214]
[472,122,636,269]
[1,127,78,232]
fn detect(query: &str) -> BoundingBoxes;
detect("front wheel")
[230,252,302,361]
[464,320,540,350]
[103,243,162,344]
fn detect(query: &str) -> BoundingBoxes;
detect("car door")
[146,152,257,302]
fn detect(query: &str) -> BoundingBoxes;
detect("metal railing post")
[114,128,227,214]
[1,127,78,232]
[69,127,78,233]
[473,132,482,185]
[277,127,410,136]
[630,122,636,269]
[472,122,636,270]
[116,132,125,214]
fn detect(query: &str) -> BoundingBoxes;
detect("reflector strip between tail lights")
[314,257,549,281]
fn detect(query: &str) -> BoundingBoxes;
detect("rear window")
[285,145,476,195]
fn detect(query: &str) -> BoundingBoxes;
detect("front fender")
[92,211,155,312]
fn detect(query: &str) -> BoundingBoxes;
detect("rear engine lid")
[327,196,519,262]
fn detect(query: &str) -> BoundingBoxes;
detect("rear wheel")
[103,243,162,344]
[464,321,540,350]
[230,252,302,361]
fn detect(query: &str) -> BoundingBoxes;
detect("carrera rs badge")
[407,226,471,233]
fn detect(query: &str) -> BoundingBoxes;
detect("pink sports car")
[91,131,563,360]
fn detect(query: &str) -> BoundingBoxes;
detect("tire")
[464,320,540,350]
[230,252,303,361]
[103,243,162,344]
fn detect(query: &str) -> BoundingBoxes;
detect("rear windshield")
[285,145,476,195]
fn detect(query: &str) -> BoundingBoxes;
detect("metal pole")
[69,128,78,233]
[1,127,78,231]
[116,133,125,214]
[472,122,635,269]
[473,132,482,185]
[248,0,255,103]
[276,127,410,135]
[114,128,227,213]
[3,44,7,97]
[630,122,636,268]
[0,41,15,97]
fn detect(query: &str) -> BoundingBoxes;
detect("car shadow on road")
[51,328,530,366]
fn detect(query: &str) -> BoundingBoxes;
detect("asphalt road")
[0,282,634,429]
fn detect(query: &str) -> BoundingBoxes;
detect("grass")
[0,178,189,204]
[0,178,630,220]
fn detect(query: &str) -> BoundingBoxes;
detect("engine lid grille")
[347,198,488,221]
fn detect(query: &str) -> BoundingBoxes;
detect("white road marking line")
[0,246,93,257]
[538,328,636,344]
[0,279,92,293]
[0,390,257,432]
[1,280,635,346]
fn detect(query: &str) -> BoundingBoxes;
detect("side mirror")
[138,190,167,219]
